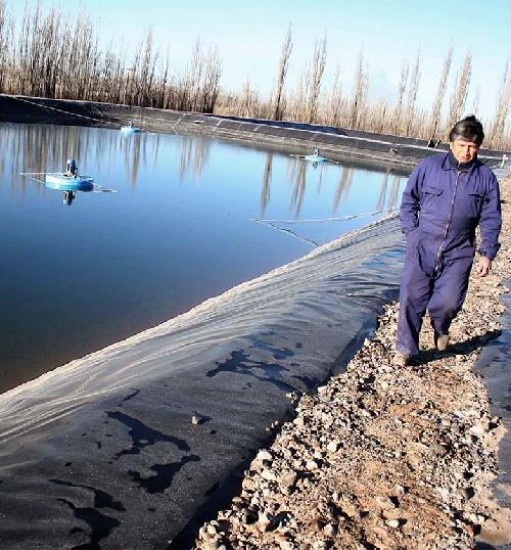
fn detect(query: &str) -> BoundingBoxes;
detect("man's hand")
[477,256,492,277]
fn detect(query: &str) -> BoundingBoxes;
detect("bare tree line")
[0,1,222,113]
[219,29,510,151]
[0,1,509,149]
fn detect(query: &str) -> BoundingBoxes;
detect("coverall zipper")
[434,168,464,272]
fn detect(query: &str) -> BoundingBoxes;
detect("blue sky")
[10,0,511,122]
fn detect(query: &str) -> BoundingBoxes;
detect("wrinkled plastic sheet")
[0,216,405,549]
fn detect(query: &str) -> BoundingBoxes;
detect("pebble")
[385,519,400,529]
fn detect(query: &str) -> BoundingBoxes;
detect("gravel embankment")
[193,175,511,550]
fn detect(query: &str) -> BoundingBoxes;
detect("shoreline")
[0,94,508,172]
[1,99,509,547]
[193,174,511,549]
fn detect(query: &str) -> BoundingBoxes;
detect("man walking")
[395,115,502,366]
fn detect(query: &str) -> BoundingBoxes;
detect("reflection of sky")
[258,158,406,246]
[1,124,408,248]
[0,123,408,392]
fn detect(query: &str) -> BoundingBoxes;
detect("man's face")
[450,139,479,163]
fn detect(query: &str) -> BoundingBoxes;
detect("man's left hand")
[477,256,492,277]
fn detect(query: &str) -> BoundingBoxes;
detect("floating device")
[45,173,95,191]
[44,159,94,191]
[120,122,141,134]
[303,148,327,163]
[21,159,114,205]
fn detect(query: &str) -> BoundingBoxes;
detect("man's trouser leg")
[396,256,433,357]
[428,257,473,336]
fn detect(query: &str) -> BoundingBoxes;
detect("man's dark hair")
[448,115,485,145]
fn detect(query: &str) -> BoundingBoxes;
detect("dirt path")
[193,174,511,550]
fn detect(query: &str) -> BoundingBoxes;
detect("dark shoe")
[393,352,411,367]
[435,333,450,352]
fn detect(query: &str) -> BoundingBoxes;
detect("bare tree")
[198,46,222,112]
[155,46,171,109]
[447,50,472,131]
[0,0,12,92]
[62,11,101,100]
[15,1,40,95]
[403,49,421,135]
[427,46,453,139]
[471,88,480,116]
[3,2,511,147]
[237,78,258,117]
[306,32,327,123]
[271,24,293,121]
[172,38,221,113]
[487,61,511,149]
[132,28,158,107]
[391,61,409,134]
[348,50,368,129]
[292,61,310,122]
[365,100,389,134]
[322,62,344,127]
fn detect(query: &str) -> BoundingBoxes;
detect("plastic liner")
[477,288,511,518]
[0,215,405,548]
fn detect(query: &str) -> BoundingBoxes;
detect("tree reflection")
[332,166,354,214]
[2,124,405,220]
[260,153,273,217]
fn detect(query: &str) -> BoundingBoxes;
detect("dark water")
[477,288,511,520]
[0,122,407,393]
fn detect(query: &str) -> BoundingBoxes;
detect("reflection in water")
[376,170,390,212]
[260,155,404,221]
[387,175,402,212]
[120,130,143,187]
[1,125,105,188]
[375,171,402,214]
[1,124,406,223]
[0,122,409,398]
[290,161,307,218]
[178,136,211,182]
[260,153,273,217]
[63,190,75,205]
[333,166,354,214]
[253,155,406,249]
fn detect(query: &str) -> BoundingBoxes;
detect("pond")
[0,122,408,393]
[0,122,414,548]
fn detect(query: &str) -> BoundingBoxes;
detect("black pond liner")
[0,214,405,549]
[475,285,511,550]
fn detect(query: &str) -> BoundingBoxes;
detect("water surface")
[0,123,407,393]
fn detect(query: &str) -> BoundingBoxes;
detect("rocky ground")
[193,174,511,550]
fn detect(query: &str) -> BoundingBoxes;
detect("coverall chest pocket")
[467,192,484,218]
[421,185,443,211]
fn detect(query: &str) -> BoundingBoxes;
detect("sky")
[9,0,511,123]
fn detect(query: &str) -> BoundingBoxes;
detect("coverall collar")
[441,151,478,173]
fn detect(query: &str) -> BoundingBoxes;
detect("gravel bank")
[193,174,511,550]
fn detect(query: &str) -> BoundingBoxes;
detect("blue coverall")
[396,151,502,357]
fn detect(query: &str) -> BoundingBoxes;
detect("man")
[395,115,502,366]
